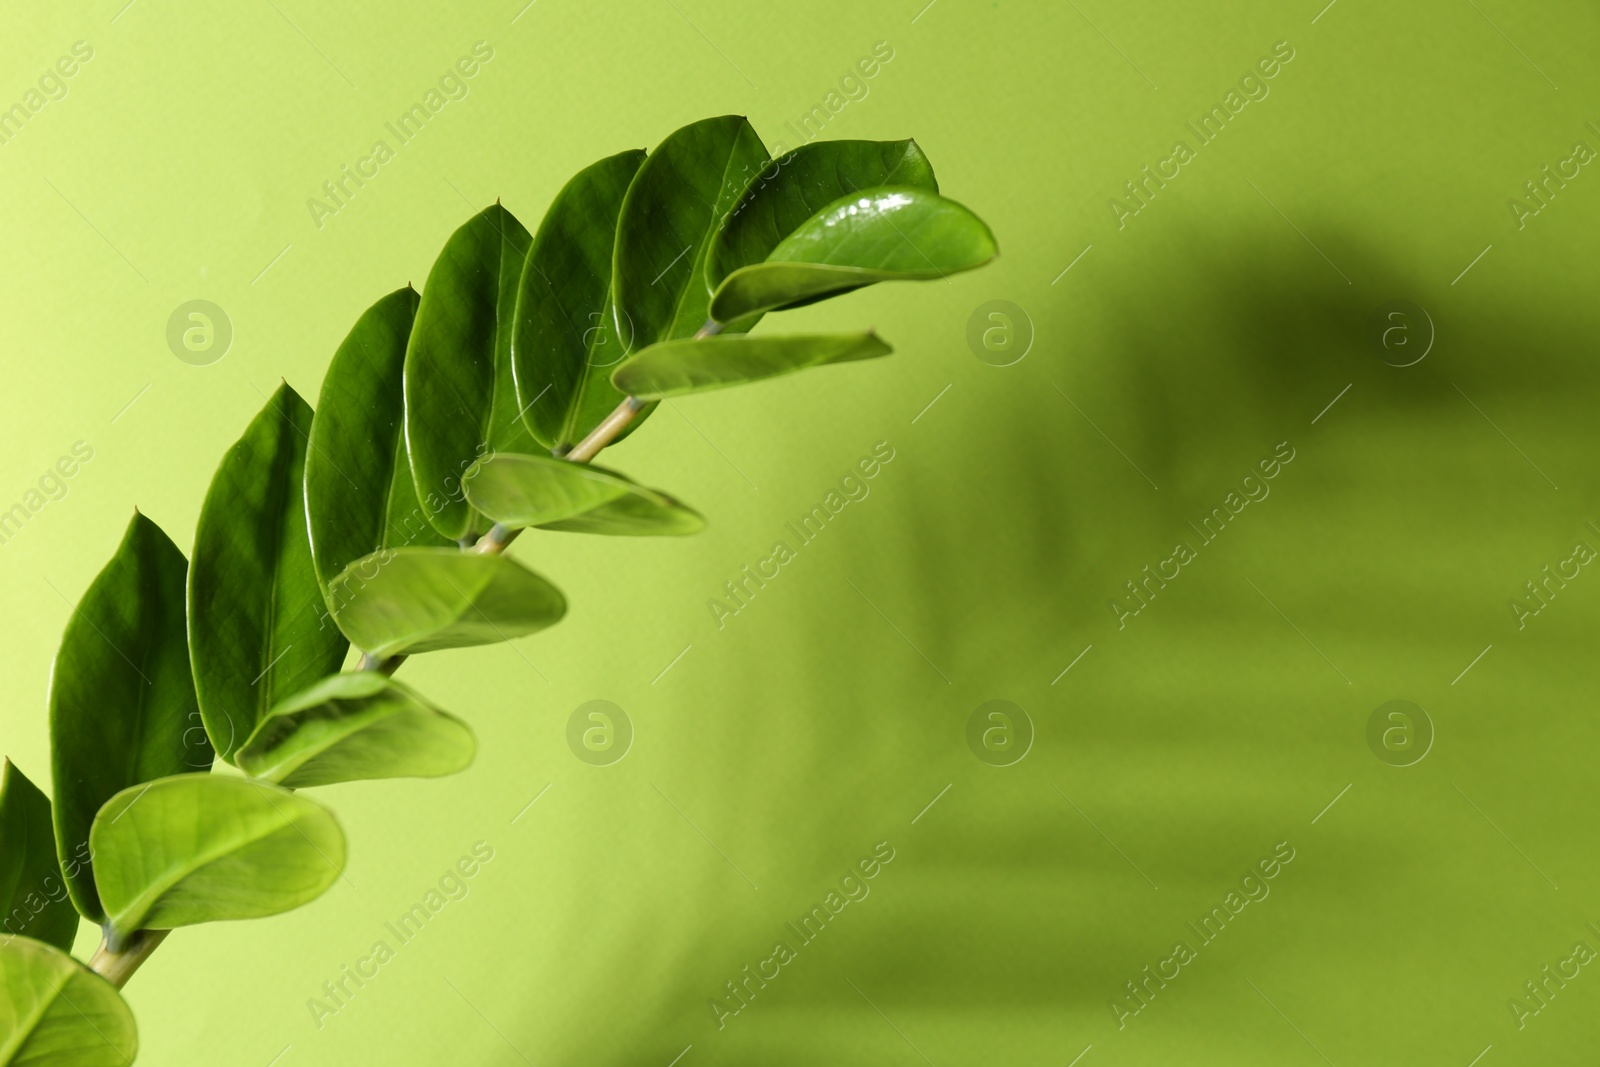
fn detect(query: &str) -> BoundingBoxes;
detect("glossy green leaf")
[614,115,770,347]
[190,385,349,763]
[327,549,566,659]
[708,187,999,322]
[90,775,345,936]
[538,491,708,537]
[512,150,653,452]
[463,454,627,525]
[405,204,538,541]
[306,287,452,602]
[0,937,136,1066]
[612,331,893,400]
[462,454,705,536]
[49,512,209,924]
[0,763,76,953]
[235,673,475,788]
[706,138,939,293]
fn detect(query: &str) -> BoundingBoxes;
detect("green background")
[3,0,1599,1063]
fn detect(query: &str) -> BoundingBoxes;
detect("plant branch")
[562,320,718,464]
[356,651,405,674]
[566,396,645,463]
[361,394,645,680]
[470,522,519,555]
[469,323,733,552]
[88,929,170,989]
[157,346,675,990]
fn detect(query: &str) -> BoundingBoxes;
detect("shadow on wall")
[565,229,1600,1063]
[843,232,1481,669]
[886,219,1599,646]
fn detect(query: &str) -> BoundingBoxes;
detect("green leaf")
[49,512,209,924]
[512,150,653,452]
[538,491,708,537]
[405,204,538,541]
[0,763,77,953]
[462,454,705,536]
[306,287,453,602]
[235,673,475,789]
[189,385,349,763]
[90,775,345,936]
[327,549,566,659]
[0,937,137,1066]
[706,138,939,293]
[613,115,771,347]
[612,331,893,400]
[708,187,999,323]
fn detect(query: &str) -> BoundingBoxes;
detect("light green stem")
[88,929,170,989]
[565,396,645,463]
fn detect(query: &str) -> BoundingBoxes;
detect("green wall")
[2,0,1598,1062]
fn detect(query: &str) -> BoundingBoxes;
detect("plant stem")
[563,320,718,462]
[566,396,645,463]
[357,651,405,675]
[89,929,170,989]
[364,396,645,677]
[470,522,519,556]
